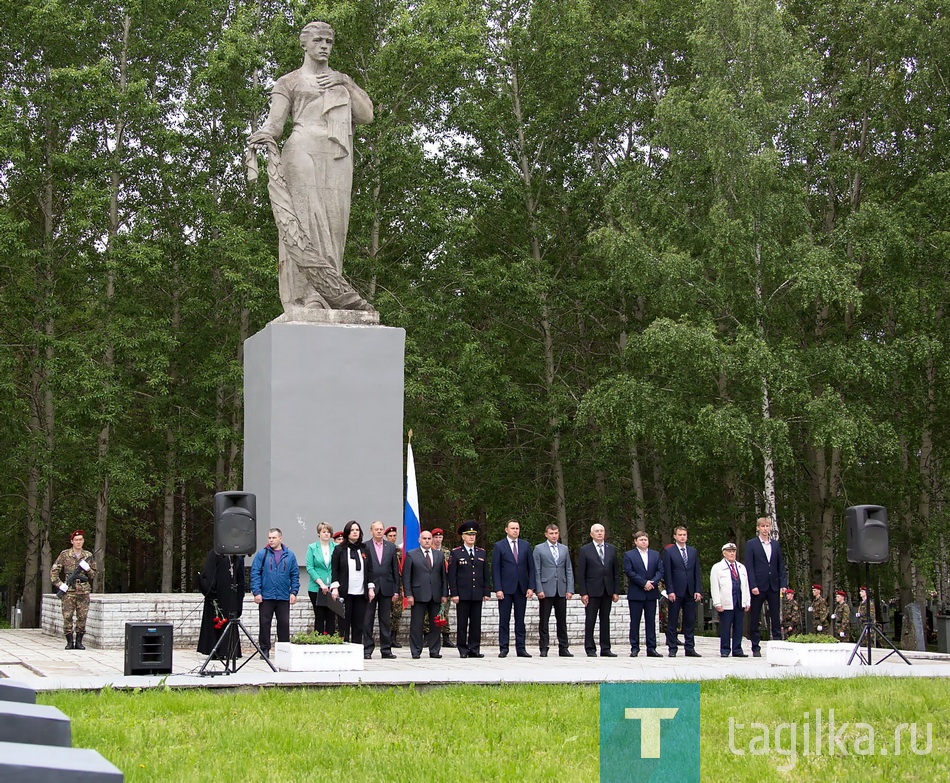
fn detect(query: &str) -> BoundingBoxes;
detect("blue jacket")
[250,544,300,600]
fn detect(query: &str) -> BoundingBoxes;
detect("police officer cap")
[457,520,480,536]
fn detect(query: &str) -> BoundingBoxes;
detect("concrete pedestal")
[243,321,405,577]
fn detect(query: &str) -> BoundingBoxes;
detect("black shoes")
[685,650,702,658]
[517,650,532,658]
[381,652,397,659]
[630,651,639,657]
[559,650,574,657]
[668,650,678,657]
[469,652,484,658]
[601,651,617,657]
[539,650,548,657]
[499,651,508,658]
[733,652,748,658]
[752,650,762,657]
[647,650,663,658]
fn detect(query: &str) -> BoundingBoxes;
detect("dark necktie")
[681,547,688,567]
[512,541,518,562]
[424,550,432,569]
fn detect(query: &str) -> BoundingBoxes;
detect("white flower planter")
[766,641,857,667]
[274,642,365,672]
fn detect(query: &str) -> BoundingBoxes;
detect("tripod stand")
[198,558,277,676]
[847,563,911,666]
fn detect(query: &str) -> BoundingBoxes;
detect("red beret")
[70,530,85,540]
[385,526,397,535]
[835,590,848,598]
[431,528,444,536]
[812,584,822,591]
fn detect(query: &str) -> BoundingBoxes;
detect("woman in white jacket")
[710,543,751,657]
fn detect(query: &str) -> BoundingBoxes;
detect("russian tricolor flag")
[403,435,421,556]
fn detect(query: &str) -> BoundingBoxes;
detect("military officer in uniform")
[855,585,876,624]
[781,588,801,638]
[832,589,852,641]
[51,530,97,650]
[448,520,491,658]
[429,528,456,648]
[809,584,829,634]
[386,526,404,647]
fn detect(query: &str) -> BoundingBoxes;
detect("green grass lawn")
[42,678,948,782]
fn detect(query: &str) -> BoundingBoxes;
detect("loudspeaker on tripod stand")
[846,504,888,563]
[214,491,257,556]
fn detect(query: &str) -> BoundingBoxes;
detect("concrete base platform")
[2,629,948,692]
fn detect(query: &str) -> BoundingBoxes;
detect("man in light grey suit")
[533,523,574,657]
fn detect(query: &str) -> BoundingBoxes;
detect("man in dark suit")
[492,519,536,658]
[533,523,574,657]
[623,531,664,657]
[744,516,788,657]
[576,523,620,657]
[402,530,448,659]
[661,526,702,657]
[362,520,400,659]
[448,520,491,658]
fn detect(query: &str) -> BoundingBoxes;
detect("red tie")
[729,562,738,581]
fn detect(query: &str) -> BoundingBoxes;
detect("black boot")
[74,633,86,650]
[65,633,75,650]
[442,633,456,649]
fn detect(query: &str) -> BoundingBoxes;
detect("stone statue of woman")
[247,21,376,316]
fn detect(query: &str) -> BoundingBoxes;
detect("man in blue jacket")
[492,519,536,658]
[250,528,300,658]
[661,526,703,657]
[623,531,664,657]
[744,516,788,657]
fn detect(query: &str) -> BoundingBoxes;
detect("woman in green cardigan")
[306,522,337,634]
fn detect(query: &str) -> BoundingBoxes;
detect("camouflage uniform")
[833,600,852,642]
[809,594,829,634]
[391,587,405,645]
[51,548,96,646]
[781,594,801,638]
[855,597,876,625]
[423,546,455,646]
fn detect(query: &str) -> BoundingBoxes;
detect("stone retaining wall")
[42,593,712,651]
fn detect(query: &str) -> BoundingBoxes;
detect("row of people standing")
[318,516,793,661]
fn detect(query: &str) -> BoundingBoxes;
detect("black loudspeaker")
[124,622,173,676]
[846,505,889,563]
[214,491,257,556]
